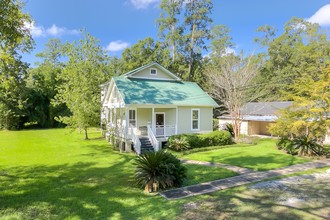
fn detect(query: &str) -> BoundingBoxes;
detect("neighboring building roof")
[218,101,292,122]
[240,101,292,116]
[113,76,219,107]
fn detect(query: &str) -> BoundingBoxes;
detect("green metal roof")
[113,76,219,107]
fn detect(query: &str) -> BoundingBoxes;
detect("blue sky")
[23,0,330,65]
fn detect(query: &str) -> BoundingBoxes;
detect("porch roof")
[113,77,219,107]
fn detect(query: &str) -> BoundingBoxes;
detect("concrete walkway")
[180,159,254,175]
[160,159,330,200]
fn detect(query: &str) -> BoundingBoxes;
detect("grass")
[0,128,235,219]
[183,164,237,186]
[177,139,310,171]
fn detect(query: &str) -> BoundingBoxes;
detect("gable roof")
[113,76,219,107]
[122,62,181,81]
[241,101,293,116]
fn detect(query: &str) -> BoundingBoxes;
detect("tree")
[255,18,330,100]
[157,0,183,63]
[0,0,34,129]
[270,67,330,144]
[54,33,110,139]
[25,39,67,128]
[206,54,260,140]
[183,0,213,81]
[209,24,234,59]
[121,37,171,73]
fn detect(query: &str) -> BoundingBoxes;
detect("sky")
[22,0,330,65]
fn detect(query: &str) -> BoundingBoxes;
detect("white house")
[100,62,219,154]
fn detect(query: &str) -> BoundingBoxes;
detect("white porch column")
[175,107,178,134]
[114,107,117,128]
[152,107,155,134]
[109,107,112,125]
[124,108,130,152]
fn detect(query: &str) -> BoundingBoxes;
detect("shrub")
[168,131,233,149]
[200,130,234,146]
[167,136,190,151]
[134,150,187,192]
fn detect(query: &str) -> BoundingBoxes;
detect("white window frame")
[129,109,137,127]
[150,68,157,75]
[191,108,200,131]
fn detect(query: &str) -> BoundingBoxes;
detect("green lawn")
[178,139,310,171]
[0,128,235,219]
[183,164,237,186]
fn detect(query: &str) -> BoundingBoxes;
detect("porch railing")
[155,125,176,137]
[147,125,160,151]
[130,125,141,154]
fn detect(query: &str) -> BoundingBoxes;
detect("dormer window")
[150,68,157,75]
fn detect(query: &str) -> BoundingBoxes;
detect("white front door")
[155,113,165,136]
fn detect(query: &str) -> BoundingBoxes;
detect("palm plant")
[224,123,235,137]
[291,136,323,156]
[134,150,187,192]
[167,136,190,151]
[278,136,324,156]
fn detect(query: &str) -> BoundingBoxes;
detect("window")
[129,109,136,127]
[191,109,200,130]
[150,68,157,75]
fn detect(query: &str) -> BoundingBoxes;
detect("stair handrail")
[147,125,160,151]
[130,125,141,154]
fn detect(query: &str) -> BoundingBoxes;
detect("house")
[219,102,330,143]
[100,62,219,154]
[218,101,293,136]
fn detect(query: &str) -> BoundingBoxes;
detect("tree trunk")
[84,127,88,140]
[188,24,196,81]
[171,24,175,63]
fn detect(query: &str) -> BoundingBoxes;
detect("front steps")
[139,137,154,154]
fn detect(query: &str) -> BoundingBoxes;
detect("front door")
[155,113,165,136]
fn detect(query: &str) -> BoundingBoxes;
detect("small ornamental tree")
[206,55,260,141]
[270,67,330,155]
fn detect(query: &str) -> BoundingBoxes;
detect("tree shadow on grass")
[0,155,179,219]
[209,154,305,171]
[177,179,330,220]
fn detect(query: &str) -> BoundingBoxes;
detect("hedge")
[167,130,234,149]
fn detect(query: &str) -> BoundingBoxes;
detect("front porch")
[103,106,178,154]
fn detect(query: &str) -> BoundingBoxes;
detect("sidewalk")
[160,159,330,200]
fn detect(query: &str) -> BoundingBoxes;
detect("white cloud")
[307,4,330,26]
[130,0,159,9]
[223,47,236,56]
[106,40,130,52]
[24,21,79,38]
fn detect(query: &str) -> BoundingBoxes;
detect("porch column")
[114,107,117,129]
[125,108,131,152]
[175,107,178,134]
[109,107,112,126]
[152,107,155,133]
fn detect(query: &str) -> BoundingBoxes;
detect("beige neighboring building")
[219,102,330,143]
[100,62,219,154]
[218,102,293,136]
